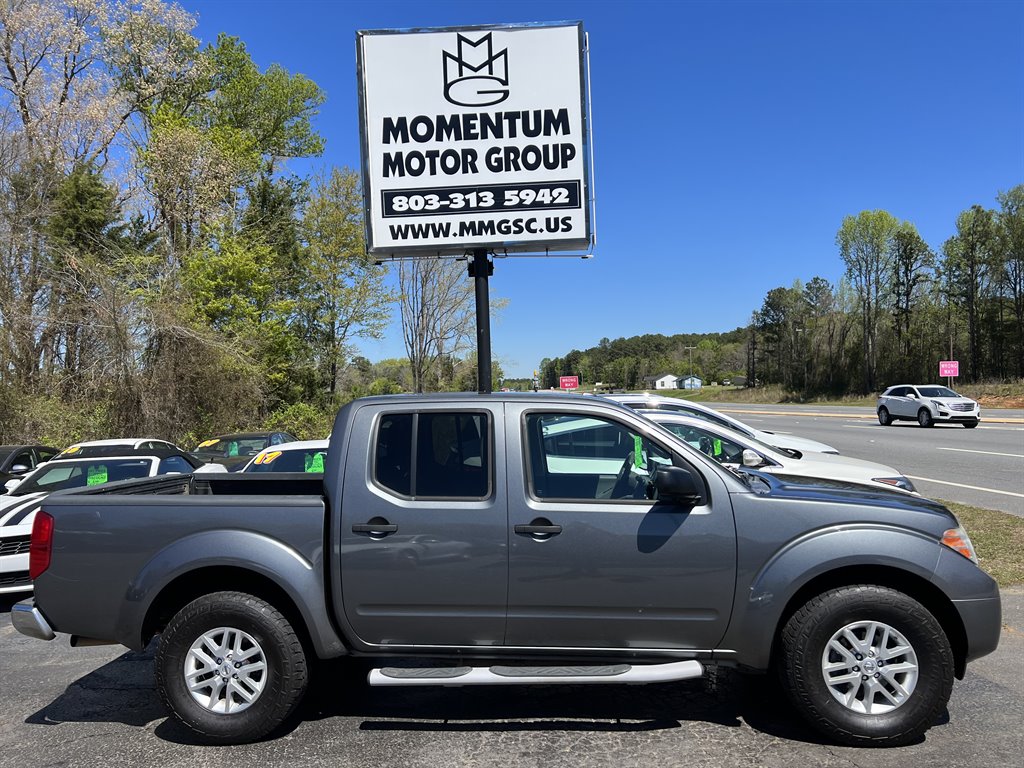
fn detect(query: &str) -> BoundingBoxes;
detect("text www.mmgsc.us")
[388,215,573,240]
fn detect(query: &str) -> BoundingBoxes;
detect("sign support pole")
[469,248,493,394]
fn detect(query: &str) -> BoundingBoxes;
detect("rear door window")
[373,411,491,499]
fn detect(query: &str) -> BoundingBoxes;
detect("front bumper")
[11,599,56,641]
[954,596,1002,664]
[935,412,980,423]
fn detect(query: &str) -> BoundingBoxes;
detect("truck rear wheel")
[156,591,308,744]
[779,585,953,746]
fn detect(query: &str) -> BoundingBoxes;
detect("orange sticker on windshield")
[62,445,81,455]
[197,439,217,448]
[255,451,282,465]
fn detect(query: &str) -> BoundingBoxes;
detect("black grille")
[0,570,30,588]
[0,535,31,556]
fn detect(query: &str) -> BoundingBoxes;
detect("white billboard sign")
[357,22,593,257]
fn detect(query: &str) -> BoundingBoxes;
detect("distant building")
[643,373,681,390]
[731,375,748,387]
[680,375,703,390]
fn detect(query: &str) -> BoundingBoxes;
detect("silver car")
[877,385,980,428]
[643,411,917,494]
[605,393,840,454]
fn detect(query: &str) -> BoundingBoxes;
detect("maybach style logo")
[443,32,510,107]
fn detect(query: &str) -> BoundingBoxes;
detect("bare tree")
[398,257,475,393]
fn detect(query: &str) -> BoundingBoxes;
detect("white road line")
[936,447,1024,459]
[905,475,1024,499]
[841,424,1023,432]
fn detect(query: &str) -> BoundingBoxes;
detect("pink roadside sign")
[939,360,959,377]
[559,375,580,390]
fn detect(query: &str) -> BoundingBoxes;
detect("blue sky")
[182,0,1023,378]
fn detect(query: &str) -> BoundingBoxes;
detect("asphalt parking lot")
[1,590,1021,768]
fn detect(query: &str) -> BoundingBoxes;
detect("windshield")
[245,448,327,473]
[658,421,783,464]
[917,386,959,398]
[194,436,270,458]
[14,458,154,495]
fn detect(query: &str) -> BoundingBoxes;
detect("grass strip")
[939,500,1024,587]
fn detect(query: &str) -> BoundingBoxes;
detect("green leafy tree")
[996,186,1024,377]
[888,223,934,379]
[300,168,393,399]
[942,205,996,381]
[837,210,899,392]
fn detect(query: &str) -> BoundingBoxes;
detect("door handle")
[352,517,398,535]
[514,518,562,536]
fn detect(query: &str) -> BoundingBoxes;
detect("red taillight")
[29,511,53,580]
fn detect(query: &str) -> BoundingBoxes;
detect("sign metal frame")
[356,21,595,260]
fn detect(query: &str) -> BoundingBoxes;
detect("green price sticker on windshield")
[633,435,644,468]
[86,465,108,485]
[304,452,325,473]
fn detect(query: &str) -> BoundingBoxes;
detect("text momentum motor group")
[380,109,575,177]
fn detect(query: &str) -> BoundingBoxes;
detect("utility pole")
[683,345,696,390]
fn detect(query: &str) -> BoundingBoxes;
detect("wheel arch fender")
[118,530,347,658]
[723,526,956,671]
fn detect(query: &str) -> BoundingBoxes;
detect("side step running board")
[368,660,703,687]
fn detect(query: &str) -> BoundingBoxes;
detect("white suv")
[877,385,980,428]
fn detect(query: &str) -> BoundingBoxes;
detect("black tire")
[780,585,953,747]
[917,409,934,428]
[877,407,891,426]
[963,421,978,429]
[156,591,308,744]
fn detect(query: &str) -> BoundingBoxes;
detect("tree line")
[541,187,1023,395]
[2,2,1018,450]
[0,0,490,447]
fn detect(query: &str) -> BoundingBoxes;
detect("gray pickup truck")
[12,394,1001,746]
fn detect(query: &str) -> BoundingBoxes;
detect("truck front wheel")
[156,591,308,744]
[780,585,953,746]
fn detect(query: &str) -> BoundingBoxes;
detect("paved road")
[705,403,1024,517]
[1,591,1021,768]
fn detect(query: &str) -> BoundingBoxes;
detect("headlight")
[931,400,944,409]
[873,476,916,492]
[941,527,978,564]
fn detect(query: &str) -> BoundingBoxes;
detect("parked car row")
[0,443,205,594]
[0,433,305,594]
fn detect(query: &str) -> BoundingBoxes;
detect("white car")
[643,412,917,495]
[0,454,188,594]
[57,437,183,458]
[877,385,980,428]
[241,440,329,473]
[605,393,839,454]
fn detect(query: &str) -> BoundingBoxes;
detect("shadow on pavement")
[0,592,28,613]
[24,651,933,747]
